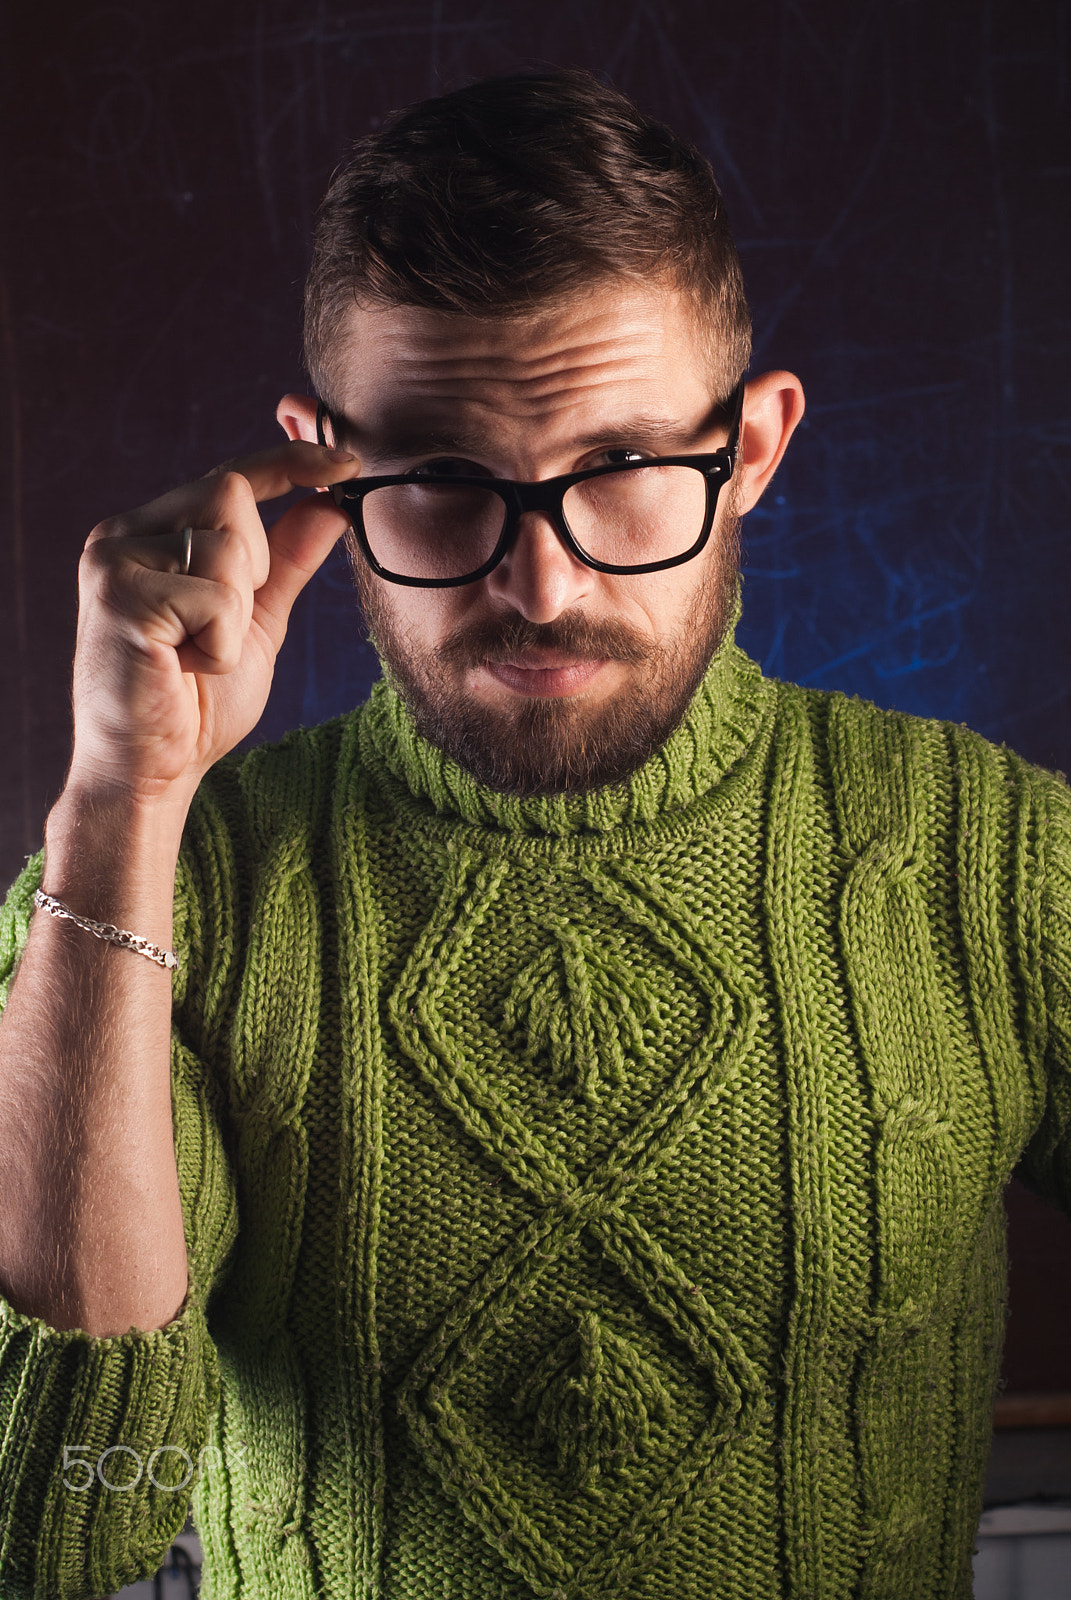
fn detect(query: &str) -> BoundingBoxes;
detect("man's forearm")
[0,787,190,1337]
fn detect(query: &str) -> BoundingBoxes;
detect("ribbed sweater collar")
[360,620,770,837]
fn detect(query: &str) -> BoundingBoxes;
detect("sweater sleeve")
[0,778,243,1600]
[1017,766,1071,1211]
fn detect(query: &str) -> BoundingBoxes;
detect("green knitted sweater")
[2,627,1071,1600]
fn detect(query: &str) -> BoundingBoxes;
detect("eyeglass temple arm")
[724,376,747,467]
[315,398,331,449]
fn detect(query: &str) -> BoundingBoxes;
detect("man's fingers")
[252,491,354,649]
[92,564,248,675]
[77,443,359,723]
[82,467,354,677]
[87,442,360,551]
[109,526,263,632]
[205,440,359,504]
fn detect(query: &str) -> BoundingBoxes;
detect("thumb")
[252,490,352,649]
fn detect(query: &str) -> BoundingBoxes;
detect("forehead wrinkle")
[389,358,660,404]
[393,328,655,374]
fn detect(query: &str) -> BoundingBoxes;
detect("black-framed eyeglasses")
[314,377,745,588]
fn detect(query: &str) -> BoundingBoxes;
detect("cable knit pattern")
[1,627,1070,1600]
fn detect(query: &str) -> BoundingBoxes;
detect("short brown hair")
[304,68,751,406]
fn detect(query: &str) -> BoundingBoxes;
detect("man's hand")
[70,441,359,805]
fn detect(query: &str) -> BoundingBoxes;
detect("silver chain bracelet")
[33,890,180,972]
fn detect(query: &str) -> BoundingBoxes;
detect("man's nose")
[484,512,595,622]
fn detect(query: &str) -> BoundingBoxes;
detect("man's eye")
[600,449,647,467]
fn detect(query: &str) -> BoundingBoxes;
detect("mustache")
[436,611,651,669]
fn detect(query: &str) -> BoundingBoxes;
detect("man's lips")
[482,655,608,697]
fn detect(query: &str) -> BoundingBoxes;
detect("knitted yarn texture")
[2,628,1071,1600]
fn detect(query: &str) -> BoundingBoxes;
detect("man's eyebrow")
[359,415,704,464]
[362,423,499,459]
[572,417,703,450]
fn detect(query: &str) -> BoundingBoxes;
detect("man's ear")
[277,392,324,445]
[734,371,805,514]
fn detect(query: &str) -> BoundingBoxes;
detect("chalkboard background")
[1,0,1069,1390]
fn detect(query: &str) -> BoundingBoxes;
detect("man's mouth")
[483,655,607,697]
[434,611,650,699]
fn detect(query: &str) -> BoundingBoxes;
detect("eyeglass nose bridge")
[491,477,588,571]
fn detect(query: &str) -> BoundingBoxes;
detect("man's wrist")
[41,780,193,931]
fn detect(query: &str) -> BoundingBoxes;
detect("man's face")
[322,280,745,795]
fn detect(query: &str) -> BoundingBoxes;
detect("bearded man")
[0,69,1068,1600]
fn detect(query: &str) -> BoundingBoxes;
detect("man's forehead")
[329,281,708,410]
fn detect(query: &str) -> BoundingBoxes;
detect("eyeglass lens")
[360,463,710,582]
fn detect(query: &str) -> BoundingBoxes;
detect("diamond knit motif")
[513,1309,672,1493]
[503,923,658,1104]
[389,845,762,1597]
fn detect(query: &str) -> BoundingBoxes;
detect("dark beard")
[351,513,740,798]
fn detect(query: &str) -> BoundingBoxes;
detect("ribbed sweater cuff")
[0,1289,218,1600]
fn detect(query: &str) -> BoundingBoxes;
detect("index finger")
[205,439,360,502]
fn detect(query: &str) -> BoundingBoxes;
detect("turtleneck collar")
[357,617,771,838]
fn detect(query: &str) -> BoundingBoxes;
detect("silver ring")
[179,526,193,577]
